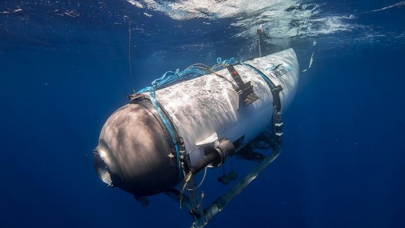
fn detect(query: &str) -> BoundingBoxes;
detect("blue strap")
[139,86,182,179]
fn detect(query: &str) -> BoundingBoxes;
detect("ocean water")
[1,1,404,228]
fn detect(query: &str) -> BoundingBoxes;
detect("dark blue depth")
[0,1,404,228]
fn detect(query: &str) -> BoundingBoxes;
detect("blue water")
[1,1,405,228]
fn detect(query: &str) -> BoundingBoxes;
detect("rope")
[186,167,208,191]
[128,20,136,94]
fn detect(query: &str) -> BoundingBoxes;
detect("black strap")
[226,65,259,106]
[227,65,245,88]
[271,85,283,113]
[239,62,284,147]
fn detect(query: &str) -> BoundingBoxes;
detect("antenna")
[128,19,136,94]
[257,26,262,57]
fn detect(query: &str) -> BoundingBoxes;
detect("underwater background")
[1,0,405,228]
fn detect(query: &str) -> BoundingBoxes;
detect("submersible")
[93,48,299,227]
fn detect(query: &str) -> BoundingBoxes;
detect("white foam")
[128,1,357,43]
[371,1,405,12]
[0,8,23,14]
[132,0,294,20]
[127,0,405,53]
[127,0,144,9]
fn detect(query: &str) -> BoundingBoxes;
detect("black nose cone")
[94,101,181,196]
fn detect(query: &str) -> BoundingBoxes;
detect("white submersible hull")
[155,48,299,168]
[93,48,299,226]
